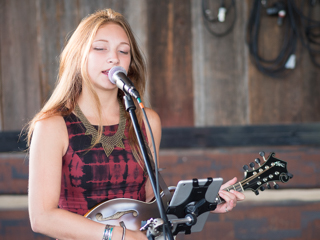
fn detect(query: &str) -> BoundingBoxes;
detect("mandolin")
[85,152,293,233]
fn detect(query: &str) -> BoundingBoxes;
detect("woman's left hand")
[212,177,245,214]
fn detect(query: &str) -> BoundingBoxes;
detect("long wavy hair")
[27,9,147,167]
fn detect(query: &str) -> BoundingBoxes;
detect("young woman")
[27,8,244,240]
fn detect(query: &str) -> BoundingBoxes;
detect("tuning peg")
[274,182,279,189]
[266,183,271,189]
[260,186,265,191]
[249,162,255,170]
[254,190,259,195]
[287,172,293,178]
[259,151,266,161]
[255,158,261,166]
[243,165,249,172]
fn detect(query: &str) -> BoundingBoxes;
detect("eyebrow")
[93,39,130,46]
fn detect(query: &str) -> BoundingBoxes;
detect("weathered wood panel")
[191,0,249,126]
[159,146,320,190]
[1,145,319,194]
[0,210,52,240]
[0,0,147,131]
[1,0,319,130]
[0,0,41,131]
[246,0,320,124]
[0,153,28,194]
[1,202,320,240]
[35,0,133,102]
[147,0,194,127]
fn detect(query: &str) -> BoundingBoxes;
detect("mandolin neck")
[215,181,244,205]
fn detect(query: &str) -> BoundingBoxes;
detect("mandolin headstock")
[241,152,293,195]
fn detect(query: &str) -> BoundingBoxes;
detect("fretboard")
[215,181,244,205]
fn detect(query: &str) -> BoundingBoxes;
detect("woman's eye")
[94,47,105,51]
[120,51,129,55]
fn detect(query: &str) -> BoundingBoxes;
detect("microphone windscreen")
[108,66,127,84]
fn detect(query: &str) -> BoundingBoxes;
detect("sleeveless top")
[58,112,148,216]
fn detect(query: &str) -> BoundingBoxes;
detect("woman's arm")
[28,116,147,240]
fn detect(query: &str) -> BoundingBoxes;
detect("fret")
[215,195,225,204]
[214,181,246,205]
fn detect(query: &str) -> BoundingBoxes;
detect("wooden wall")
[1,0,319,130]
[0,0,149,130]
[0,0,320,240]
[1,147,320,240]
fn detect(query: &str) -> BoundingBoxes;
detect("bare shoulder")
[143,108,161,129]
[33,115,67,135]
[142,108,162,147]
[31,115,68,156]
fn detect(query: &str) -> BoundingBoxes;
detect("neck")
[216,181,245,205]
[77,87,120,125]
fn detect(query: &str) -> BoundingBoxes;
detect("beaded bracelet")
[102,225,114,240]
[120,221,126,240]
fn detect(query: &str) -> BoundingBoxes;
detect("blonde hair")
[27,9,147,166]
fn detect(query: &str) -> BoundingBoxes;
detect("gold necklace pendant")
[74,99,127,157]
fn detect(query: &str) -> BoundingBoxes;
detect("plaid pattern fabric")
[59,112,147,215]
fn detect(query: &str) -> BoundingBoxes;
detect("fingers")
[220,177,237,190]
[232,190,245,201]
[211,177,246,214]
[219,190,236,210]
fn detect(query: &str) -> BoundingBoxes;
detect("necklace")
[74,99,126,157]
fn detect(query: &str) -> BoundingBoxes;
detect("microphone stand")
[123,94,174,240]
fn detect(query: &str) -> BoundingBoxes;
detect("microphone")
[108,66,140,99]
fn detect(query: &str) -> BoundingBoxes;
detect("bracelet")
[102,225,114,240]
[120,221,126,240]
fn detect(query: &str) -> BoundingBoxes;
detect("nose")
[107,50,119,65]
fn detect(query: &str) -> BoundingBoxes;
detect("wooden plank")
[0,210,51,240]
[160,123,320,148]
[246,0,320,124]
[1,145,319,194]
[147,0,194,127]
[1,123,320,152]
[0,131,27,152]
[0,0,41,130]
[1,202,320,240]
[159,146,320,189]
[0,153,28,194]
[36,0,145,102]
[191,0,249,126]
[196,201,320,240]
[0,195,28,210]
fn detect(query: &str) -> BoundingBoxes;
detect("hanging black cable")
[247,0,298,78]
[288,0,320,68]
[202,0,237,37]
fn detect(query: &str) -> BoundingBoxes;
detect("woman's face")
[87,23,131,92]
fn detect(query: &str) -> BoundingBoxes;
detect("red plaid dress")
[59,112,147,215]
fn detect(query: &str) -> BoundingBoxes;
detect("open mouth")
[102,70,109,75]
